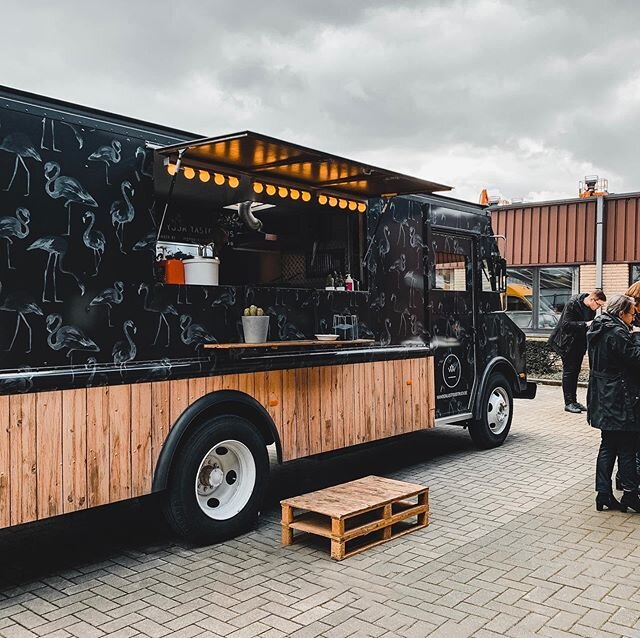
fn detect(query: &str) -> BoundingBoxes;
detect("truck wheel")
[164,414,269,544]
[468,373,513,449]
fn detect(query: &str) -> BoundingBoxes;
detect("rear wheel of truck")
[468,373,513,449]
[164,414,269,544]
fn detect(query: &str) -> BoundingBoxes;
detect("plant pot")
[241,316,270,343]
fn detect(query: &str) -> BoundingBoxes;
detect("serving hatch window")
[152,153,367,290]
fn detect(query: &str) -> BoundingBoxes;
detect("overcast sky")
[2,0,639,203]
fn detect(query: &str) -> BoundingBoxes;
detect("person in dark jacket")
[548,290,606,413]
[587,294,640,512]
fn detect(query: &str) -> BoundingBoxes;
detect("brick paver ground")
[2,384,640,637]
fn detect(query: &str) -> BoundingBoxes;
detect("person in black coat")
[587,294,640,512]
[548,290,607,413]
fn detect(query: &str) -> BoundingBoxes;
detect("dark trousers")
[596,430,638,494]
[561,346,585,405]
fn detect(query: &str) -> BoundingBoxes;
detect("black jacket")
[586,312,640,431]
[548,293,593,356]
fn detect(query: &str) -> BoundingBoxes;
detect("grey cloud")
[1,0,639,200]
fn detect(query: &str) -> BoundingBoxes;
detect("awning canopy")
[155,131,451,198]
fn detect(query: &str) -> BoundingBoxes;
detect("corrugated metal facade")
[490,193,640,266]
[604,195,640,263]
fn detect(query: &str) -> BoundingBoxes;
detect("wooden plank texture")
[109,384,131,503]
[0,396,10,527]
[131,383,152,498]
[0,356,437,529]
[36,391,63,518]
[87,387,110,507]
[62,389,87,513]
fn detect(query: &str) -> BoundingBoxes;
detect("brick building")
[490,189,640,334]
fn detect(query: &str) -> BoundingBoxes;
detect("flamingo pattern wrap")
[0,87,524,414]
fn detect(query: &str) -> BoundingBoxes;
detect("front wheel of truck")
[468,373,513,449]
[164,414,269,544]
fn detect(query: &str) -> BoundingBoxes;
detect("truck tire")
[468,373,513,449]
[164,414,269,544]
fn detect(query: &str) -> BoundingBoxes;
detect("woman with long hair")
[587,294,640,512]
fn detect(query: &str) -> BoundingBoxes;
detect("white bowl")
[315,334,339,341]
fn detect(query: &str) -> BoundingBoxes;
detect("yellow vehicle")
[505,284,559,329]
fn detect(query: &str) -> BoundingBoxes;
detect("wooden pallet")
[281,475,429,560]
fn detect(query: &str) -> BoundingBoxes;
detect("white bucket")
[183,257,220,286]
[242,316,270,343]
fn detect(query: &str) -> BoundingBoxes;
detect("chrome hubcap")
[487,387,510,434]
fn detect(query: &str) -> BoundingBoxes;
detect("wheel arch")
[472,357,518,419]
[152,389,282,492]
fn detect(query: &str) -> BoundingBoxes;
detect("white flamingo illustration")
[381,318,392,346]
[41,118,84,152]
[82,211,106,273]
[0,207,30,269]
[389,253,407,286]
[88,281,124,327]
[0,131,42,196]
[134,146,153,181]
[397,218,409,247]
[112,320,137,372]
[211,288,237,321]
[27,235,85,302]
[44,161,97,235]
[138,283,178,346]
[180,314,217,348]
[145,358,172,381]
[88,140,121,185]
[403,270,421,308]
[0,283,43,353]
[46,313,99,362]
[378,225,391,258]
[110,181,135,253]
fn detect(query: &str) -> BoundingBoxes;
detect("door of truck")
[429,232,477,418]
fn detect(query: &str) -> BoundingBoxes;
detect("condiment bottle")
[345,273,354,291]
[335,273,345,291]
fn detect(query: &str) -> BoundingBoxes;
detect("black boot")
[620,492,640,513]
[596,493,622,511]
[564,403,582,414]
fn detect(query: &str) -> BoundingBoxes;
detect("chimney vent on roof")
[579,175,608,198]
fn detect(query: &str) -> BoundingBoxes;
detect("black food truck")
[0,86,535,542]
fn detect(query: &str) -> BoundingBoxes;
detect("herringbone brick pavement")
[1,385,640,637]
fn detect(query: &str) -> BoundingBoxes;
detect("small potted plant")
[241,306,270,343]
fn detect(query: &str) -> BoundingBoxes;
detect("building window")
[506,266,577,332]
[630,264,640,286]
[435,252,467,291]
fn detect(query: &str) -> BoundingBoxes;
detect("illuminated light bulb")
[253,182,264,194]
[348,201,357,211]
[167,163,177,176]
[214,173,225,185]
[357,202,367,213]
[228,176,240,188]
[338,199,348,209]
[301,191,311,202]
[278,186,288,198]
[183,167,195,180]
[290,189,300,200]
[198,170,210,183]
[266,184,277,196]
[318,194,328,205]
[328,197,338,207]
